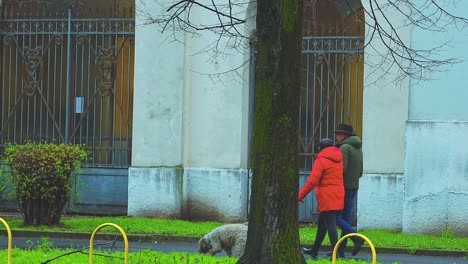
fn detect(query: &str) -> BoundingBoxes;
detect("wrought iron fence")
[299,35,364,171]
[0,8,135,167]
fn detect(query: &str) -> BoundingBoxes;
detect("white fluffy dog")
[198,224,248,257]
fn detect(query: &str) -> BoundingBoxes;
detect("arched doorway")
[299,0,365,222]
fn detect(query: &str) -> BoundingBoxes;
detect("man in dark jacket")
[334,123,364,258]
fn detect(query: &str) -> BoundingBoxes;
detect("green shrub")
[2,142,87,226]
[0,163,15,201]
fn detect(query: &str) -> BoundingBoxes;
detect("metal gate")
[0,4,134,166]
[0,2,135,214]
[298,34,364,222]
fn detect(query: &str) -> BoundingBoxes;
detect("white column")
[128,0,185,217]
[129,0,252,221]
[181,4,247,169]
[358,3,410,230]
[179,0,253,221]
[131,2,184,167]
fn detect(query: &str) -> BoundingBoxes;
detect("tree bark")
[238,0,305,263]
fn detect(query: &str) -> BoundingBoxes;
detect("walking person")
[299,138,344,260]
[334,123,364,258]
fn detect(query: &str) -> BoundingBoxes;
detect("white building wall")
[408,8,468,121]
[129,0,252,221]
[175,0,252,169]
[360,2,468,235]
[180,0,252,221]
[182,30,246,169]
[358,174,404,231]
[183,168,248,221]
[403,1,468,236]
[404,122,468,235]
[131,2,184,167]
[129,1,468,232]
[128,1,185,217]
[358,3,409,231]
[128,167,183,218]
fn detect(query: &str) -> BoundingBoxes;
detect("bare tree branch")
[142,0,468,85]
[141,0,248,37]
[40,240,123,264]
[340,0,468,85]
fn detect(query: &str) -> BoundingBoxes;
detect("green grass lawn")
[300,226,468,251]
[0,248,385,264]
[3,216,468,251]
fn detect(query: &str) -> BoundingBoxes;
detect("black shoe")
[352,238,365,256]
[326,251,345,259]
[302,247,317,259]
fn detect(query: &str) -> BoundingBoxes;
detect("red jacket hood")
[317,146,342,163]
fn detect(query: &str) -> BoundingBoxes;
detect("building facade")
[127,1,253,221]
[358,1,468,236]
[1,0,466,235]
[129,0,468,235]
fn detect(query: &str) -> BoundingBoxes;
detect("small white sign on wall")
[75,97,84,114]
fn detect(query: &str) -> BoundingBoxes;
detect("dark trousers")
[336,189,359,255]
[309,210,338,257]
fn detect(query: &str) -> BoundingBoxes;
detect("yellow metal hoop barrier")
[0,218,12,264]
[89,223,129,264]
[332,233,376,264]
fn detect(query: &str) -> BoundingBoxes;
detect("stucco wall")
[183,168,248,222]
[358,174,404,231]
[361,3,410,174]
[403,2,468,235]
[408,2,468,121]
[361,2,468,234]
[129,1,251,221]
[132,1,184,167]
[128,167,248,222]
[181,2,250,169]
[358,2,409,231]
[128,167,183,218]
[403,121,468,236]
[240,1,257,169]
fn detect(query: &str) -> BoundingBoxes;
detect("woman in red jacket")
[299,138,345,260]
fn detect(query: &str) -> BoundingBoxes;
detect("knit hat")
[319,138,334,150]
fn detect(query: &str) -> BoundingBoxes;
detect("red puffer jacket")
[298,146,344,212]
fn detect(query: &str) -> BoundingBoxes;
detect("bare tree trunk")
[238,0,305,263]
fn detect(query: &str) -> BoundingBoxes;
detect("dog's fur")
[198,224,248,257]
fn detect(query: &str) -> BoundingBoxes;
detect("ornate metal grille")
[298,35,363,222]
[299,35,364,172]
[0,6,135,167]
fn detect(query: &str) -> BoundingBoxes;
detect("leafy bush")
[0,163,15,200]
[2,142,87,226]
